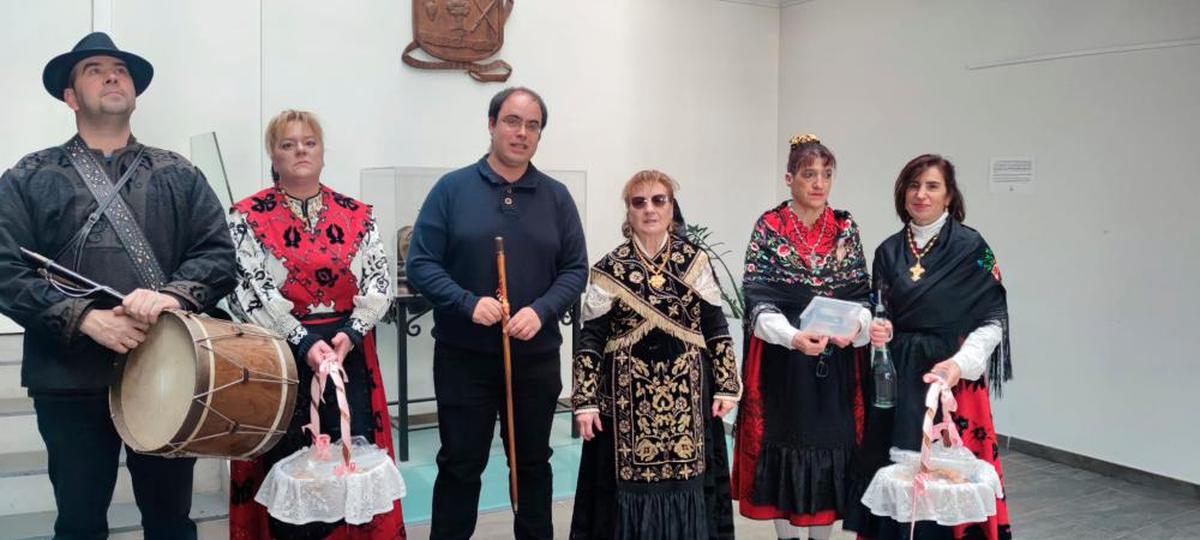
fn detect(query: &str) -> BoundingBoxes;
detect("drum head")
[120,313,198,451]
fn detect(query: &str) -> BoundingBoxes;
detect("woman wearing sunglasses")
[733,134,880,540]
[569,170,742,539]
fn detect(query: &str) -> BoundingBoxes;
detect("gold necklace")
[634,237,671,289]
[905,226,939,281]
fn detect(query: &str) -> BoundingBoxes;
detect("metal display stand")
[388,296,581,462]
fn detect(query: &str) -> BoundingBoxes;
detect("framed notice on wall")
[989,157,1034,193]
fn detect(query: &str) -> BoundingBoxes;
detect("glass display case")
[189,132,234,210]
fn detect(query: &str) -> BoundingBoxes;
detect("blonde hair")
[620,169,679,238]
[264,109,324,154]
[620,169,678,205]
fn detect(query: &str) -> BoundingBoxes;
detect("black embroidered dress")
[569,236,742,540]
[843,217,1013,540]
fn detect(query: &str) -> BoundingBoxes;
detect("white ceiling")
[716,0,815,8]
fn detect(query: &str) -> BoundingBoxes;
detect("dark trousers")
[430,343,562,540]
[32,393,197,540]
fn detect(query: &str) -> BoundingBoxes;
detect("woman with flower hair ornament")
[732,135,881,540]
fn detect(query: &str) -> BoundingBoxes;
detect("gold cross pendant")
[909,262,925,281]
[648,273,666,289]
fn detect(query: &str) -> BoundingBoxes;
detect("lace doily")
[257,437,406,525]
[861,445,1003,526]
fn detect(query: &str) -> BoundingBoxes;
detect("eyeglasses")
[499,115,542,134]
[630,195,671,209]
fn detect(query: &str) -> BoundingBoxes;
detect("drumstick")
[495,236,520,513]
[20,247,126,300]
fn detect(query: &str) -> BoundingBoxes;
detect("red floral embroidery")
[778,206,837,269]
[234,186,373,317]
[742,202,869,291]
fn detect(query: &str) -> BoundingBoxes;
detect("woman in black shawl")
[844,154,1013,540]
[569,170,741,539]
[732,135,876,540]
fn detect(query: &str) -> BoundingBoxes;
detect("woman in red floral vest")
[732,134,881,540]
[227,110,405,539]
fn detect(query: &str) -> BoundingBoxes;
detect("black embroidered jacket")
[573,236,741,482]
[0,137,236,391]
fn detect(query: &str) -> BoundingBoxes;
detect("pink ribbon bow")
[302,354,356,475]
[335,461,359,478]
[310,433,333,460]
[910,378,962,536]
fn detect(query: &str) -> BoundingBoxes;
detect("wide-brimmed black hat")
[42,32,153,101]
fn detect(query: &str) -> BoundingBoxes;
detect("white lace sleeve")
[347,216,394,336]
[950,322,1002,381]
[580,281,613,322]
[692,260,724,307]
[227,210,307,345]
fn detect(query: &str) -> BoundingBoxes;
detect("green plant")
[684,224,745,319]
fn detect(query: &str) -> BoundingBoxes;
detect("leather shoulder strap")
[61,137,167,288]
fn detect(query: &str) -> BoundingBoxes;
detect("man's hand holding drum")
[80,288,181,354]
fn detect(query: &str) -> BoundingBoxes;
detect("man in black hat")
[0,32,236,539]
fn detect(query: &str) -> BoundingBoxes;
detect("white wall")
[0,0,92,333]
[0,1,89,164]
[105,0,778,281]
[0,2,779,407]
[254,0,780,261]
[780,0,1200,483]
[253,0,780,409]
[114,0,263,206]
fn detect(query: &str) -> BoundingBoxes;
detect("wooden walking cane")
[495,237,520,513]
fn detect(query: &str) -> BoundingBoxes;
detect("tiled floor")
[394,413,585,524]
[399,449,1200,539]
[1001,450,1200,539]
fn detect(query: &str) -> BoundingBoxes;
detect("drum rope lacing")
[158,322,300,457]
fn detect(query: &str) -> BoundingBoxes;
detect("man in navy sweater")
[407,87,588,539]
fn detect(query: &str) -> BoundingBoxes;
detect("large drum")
[110,310,298,460]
